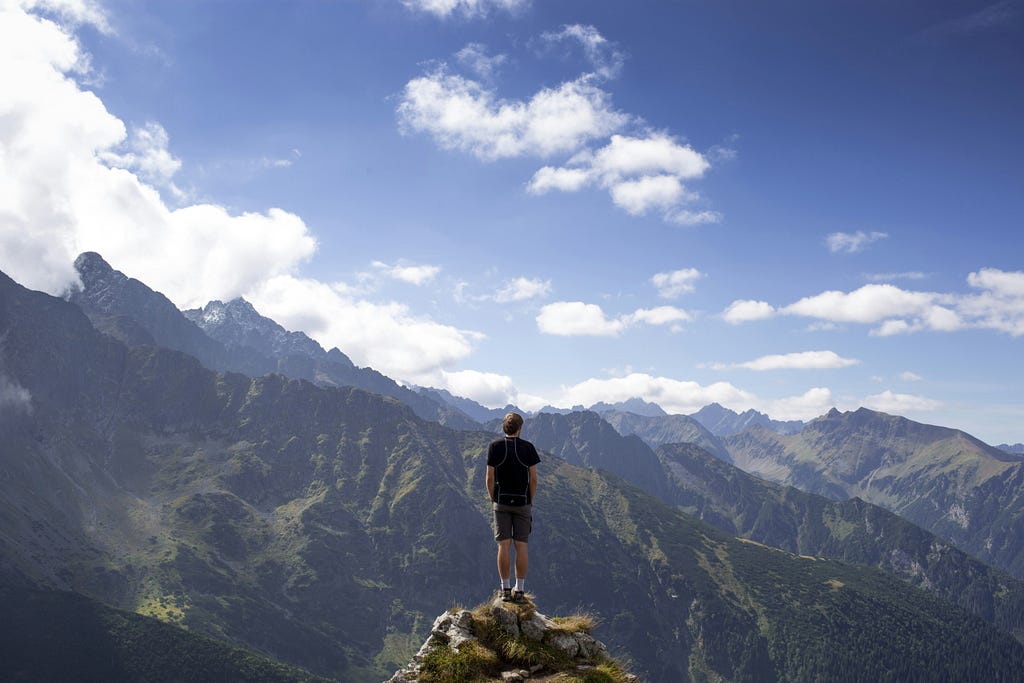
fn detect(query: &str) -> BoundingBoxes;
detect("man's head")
[502,412,524,436]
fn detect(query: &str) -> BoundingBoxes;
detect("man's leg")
[497,539,512,583]
[513,540,528,580]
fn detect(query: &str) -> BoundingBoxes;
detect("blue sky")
[1,0,1022,443]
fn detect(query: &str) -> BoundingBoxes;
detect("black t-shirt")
[487,436,541,504]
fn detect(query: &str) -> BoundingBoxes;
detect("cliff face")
[390,595,637,683]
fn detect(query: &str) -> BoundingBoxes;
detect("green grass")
[418,641,498,683]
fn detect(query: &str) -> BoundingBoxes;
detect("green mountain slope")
[3,269,1024,681]
[0,577,326,682]
[724,409,1024,578]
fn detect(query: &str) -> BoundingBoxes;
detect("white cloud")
[666,209,722,225]
[900,371,923,381]
[493,277,551,302]
[372,260,442,285]
[826,230,888,254]
[717,350,860,371]
[764,387,834,421]
[397,70,627,161]
[651,268,702,299]
[609,175,684,215]
[865,271,928,283]
[722,300,776,324]
[968,268,1024,297]
[536,301,625,337]
[537,301,692,336]
[455,42,507,81]
[782,284,939,324]
[100,121,183,197]
[247,275,480,382]
[428,368,518,408]
[862,390,943,413]
[24,0,112,33]
[627,306,691,326]
[527,165,592,193]
[541,23,625,80]
[554,372,757,415]
[590,133,710,181]
[401,0,527,18]
[962,268,1024,335]
[533,133,714,220]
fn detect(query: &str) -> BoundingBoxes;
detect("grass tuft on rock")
[418,641,498,683]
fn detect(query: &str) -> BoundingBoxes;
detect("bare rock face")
[388,596,622,683]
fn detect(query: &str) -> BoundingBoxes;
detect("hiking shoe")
[511,590,525,603]
[501,587,513,602]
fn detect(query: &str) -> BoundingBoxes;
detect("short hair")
[502,412,524,436]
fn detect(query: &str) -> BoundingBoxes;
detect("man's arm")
[486,465,495,502]
[528,465,537,503]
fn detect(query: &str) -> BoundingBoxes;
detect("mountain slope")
[724,409,1024,577]
[68,252,477,429]
[0,578,327,682]
[599,408,732,461]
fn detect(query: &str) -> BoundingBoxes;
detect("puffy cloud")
[590,133,709,181]
[493,277,551,302]
[399,45,718,225]
[397,71,627,160]
[826,230,888,254]
[99,121,183,196]
[372,260,442,285]
[962,268,1024,335]
[400,0,527,18]
[527,166,592,193]
[247,275,480,382]
[862,390,943,413]
[722,300,776,324]
[627,306,691,326]
[609,175,685,215]
[455,42,507,81]
[716,350,860,371]
[900,371,923,381]
[536,301,625,337]
[553,372,757,415]
[24,0,111,33]
[533,133,715,221]
[541,23,624,80]
[0,3,317,307]
[537,301,692,336]
[429,368,518,408]
[651,268,702,299]
[782,284,938,324]
[764,387,834,421]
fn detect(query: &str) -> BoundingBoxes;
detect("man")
[486,411,540,603]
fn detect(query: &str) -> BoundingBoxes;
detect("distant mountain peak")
[590,397,667,417]
[691,403,805,437]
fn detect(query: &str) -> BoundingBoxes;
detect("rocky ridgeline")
[389,596,638,682]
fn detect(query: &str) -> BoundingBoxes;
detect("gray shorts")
[493,503,532,543]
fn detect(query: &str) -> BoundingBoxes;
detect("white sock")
[501,577,511,589]
[514,578,525,592]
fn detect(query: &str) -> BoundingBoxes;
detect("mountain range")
[3,254,1024,681]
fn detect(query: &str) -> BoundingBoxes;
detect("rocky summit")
[389,595,636,683]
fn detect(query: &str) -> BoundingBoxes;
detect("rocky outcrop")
[389,596,637,683]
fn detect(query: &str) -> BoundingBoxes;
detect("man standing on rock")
[486,412,540,603]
